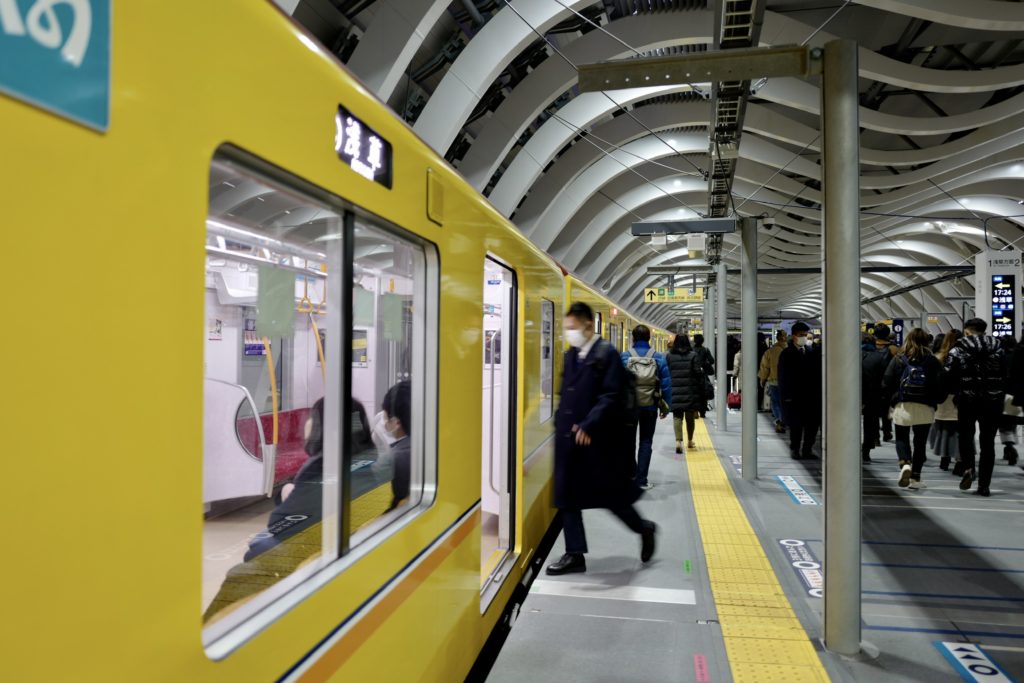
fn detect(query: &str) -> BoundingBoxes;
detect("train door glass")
[539,300,554,423]
[595,312,603,340]
[481,258,516,608]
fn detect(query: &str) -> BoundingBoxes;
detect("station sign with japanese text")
[334,105,392,187]
[991,274,1016,337]
[644,287,704,303]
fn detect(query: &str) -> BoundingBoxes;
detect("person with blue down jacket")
[882,328,943,489]
[547,302,657,576]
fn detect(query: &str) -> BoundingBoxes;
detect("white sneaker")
[898,464,912,488]
[640,483,655,491]
[908,479,926,490]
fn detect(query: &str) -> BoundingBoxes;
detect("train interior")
[200,152,426,644]
[481,259,517,609]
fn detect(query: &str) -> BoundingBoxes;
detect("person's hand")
[659,411,668,419]
[572,424,592,446]
[281,483,295,501]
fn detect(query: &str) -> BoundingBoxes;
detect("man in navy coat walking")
[547,302,657,575]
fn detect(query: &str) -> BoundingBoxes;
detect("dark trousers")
[863,404,882,456]
[633,410,658,486]
[895,423,930,474]
[881,414,893,439]
[673,410,697,441]
[561,506,648,555]
[958,404,1001,489]
[790,417,820,456]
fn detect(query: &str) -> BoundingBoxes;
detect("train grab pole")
[740,217,758,480]
[822,38,863,656]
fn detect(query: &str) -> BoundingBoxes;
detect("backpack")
[627,348,660,407]
[897,355,929,404]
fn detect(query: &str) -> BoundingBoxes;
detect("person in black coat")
[944,318,1007,495]
[547,302,657,576]
[861,333,889,462]
[665,333,706,453]
[777,321,822,459]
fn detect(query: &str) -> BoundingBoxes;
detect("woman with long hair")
[883,328,943,488]
[665,334,706,452]
[930,329,962,470]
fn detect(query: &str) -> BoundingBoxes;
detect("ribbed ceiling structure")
[283,0,1024,330]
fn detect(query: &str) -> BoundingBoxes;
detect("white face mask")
[566,329,587,348]
[794,335,809,347]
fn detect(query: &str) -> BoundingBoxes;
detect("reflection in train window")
[200,151,436,651]
[347,219,428,545]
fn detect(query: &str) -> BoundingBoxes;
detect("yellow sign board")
[643,287,704,303]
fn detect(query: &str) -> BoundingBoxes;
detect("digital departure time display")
[991,274,1016,337]
[334,106,393,188]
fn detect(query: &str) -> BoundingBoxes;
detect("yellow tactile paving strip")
[688,420,831,683]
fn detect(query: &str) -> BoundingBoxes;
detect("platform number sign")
[0,0,111,131]
[991,274,1016,338]
[334,105,392,188]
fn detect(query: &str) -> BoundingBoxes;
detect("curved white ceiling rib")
[325,1,1024,322]
[758,78,1024,136]
[762,11,1024,94]
[413,0,594,152]
[344,0,449,101]
[522,134,709,249]
[851,0,1024,32]
[488,85,701,216]
[459,10,714,190]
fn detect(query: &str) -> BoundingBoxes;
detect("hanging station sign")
[991,274,1016,337]
[334,105,393,187]
[644,287,704,303]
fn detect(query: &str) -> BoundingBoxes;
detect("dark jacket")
[1010,344,1024,407]
[554,339,641,510]
[621,341,672,410]
[882,353,943,408]
[861,345,890,410]
[777,342,822,426]
[666,349,706,412]
[694,346,716,376]
[387,436,411,511]
[944,334,1006,409]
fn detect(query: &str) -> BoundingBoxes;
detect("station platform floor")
[486,410,1024,682]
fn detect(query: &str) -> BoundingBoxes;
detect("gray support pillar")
[716,261,728,430]
[822,39,862,656]
[741,218,758,480]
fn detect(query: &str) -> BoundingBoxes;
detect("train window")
[595,312,603,339]
[539,300,554,423]
[200,150,437,654]
[202,155,341,644]
[347,218,430,545]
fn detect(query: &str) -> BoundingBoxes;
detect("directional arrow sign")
[995,282,1012,289]
[643,287,704,303]
[997,317,1011,324]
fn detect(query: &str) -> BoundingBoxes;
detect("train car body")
[0,3,659,681]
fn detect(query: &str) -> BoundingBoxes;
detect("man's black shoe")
[790,451,802,460]
[862,452,872,463]
[802,450,817,459]
[974,487,991,497]
[546,553,586,575]
[641,523,657,563]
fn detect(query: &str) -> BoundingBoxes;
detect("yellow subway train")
[0,3,667,681]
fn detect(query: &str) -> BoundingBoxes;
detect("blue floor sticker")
[776,475,819,505]
[934,641,1018,682]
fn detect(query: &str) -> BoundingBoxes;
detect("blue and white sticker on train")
[0,0,111,131]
